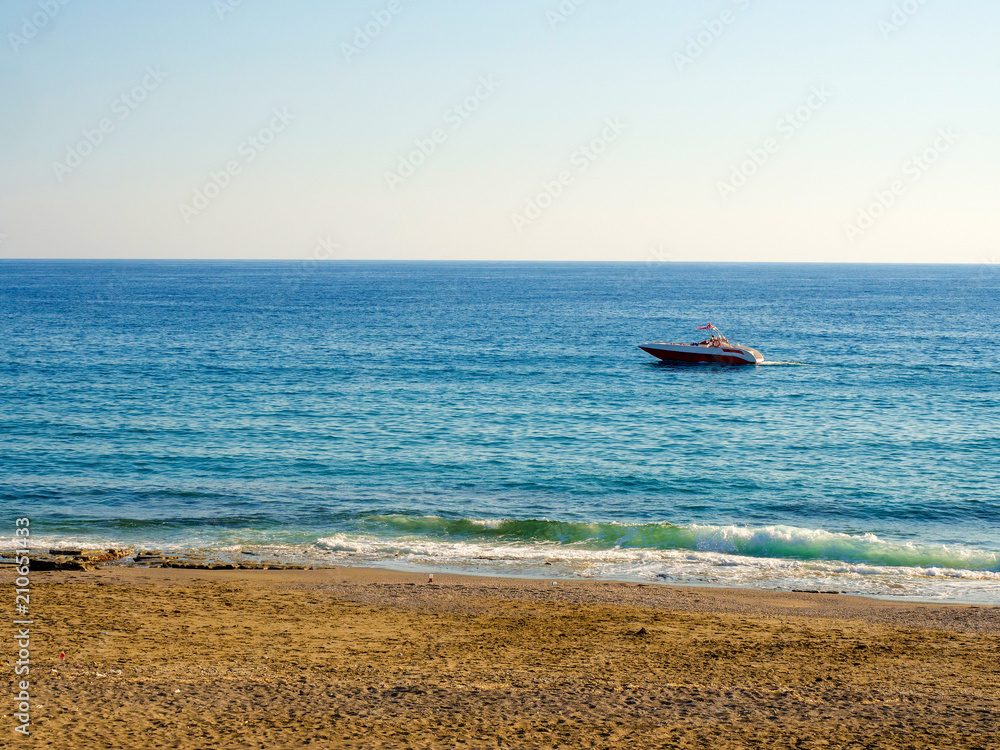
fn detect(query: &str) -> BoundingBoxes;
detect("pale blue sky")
[2,0,998,262]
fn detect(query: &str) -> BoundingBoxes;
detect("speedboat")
[639,324,763,366]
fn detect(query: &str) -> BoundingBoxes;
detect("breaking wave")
[319,515,1000,573]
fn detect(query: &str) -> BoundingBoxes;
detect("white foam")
[310,533,1000,603]
[25,524,1000,604]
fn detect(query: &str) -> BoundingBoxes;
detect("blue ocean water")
[2,261,998,601]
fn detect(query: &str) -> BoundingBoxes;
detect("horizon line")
[0,258,992,266]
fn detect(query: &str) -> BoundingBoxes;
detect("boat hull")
[639,343,762,366]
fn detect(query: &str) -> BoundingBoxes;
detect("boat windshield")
[696,326,731,346]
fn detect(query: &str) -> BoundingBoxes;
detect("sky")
[1,0,998,263]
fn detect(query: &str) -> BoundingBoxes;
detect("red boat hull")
[639,344,761,366]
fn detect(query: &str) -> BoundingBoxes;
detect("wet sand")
[6,566,999,748]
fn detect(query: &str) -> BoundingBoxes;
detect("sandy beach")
[5,566,999,749]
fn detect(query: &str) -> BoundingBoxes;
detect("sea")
[2,261,998,603]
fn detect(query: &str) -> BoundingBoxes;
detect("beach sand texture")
[7,567,1000,749]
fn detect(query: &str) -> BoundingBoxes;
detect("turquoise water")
[1,261,998,601]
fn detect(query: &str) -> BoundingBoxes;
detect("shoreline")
[33,564,1000,628]
[9,566,1000,748]
[9,543,1000,606]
